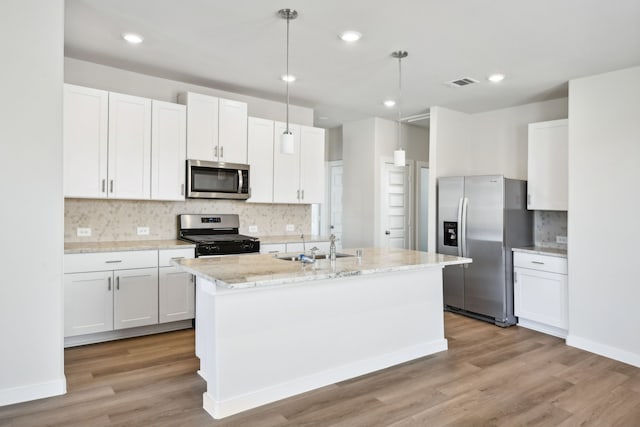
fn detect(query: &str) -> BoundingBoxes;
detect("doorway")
[380,160,414,249]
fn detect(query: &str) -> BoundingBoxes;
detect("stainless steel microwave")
[186,159,250,200]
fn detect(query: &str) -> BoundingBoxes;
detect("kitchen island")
[174,247,471,419]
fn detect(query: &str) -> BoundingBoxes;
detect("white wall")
[427,99,568,251]
[566,66,640,367]
[65,57,314,126]
[0,0,66,405]
[325,126,343,161]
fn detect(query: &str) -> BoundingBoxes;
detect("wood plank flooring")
[2,313,640,426]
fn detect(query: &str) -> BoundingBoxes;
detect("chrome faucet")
[300,233,306,253]
[329,234,336,261]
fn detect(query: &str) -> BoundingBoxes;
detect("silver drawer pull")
[170,257,184,261]
[108,276,112,291]
[105,260,122,264]
[531,261,545,265]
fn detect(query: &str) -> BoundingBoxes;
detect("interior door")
[438,176,465,309]
[463,175,506,319]
[381,161,412,249]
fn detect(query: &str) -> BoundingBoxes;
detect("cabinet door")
[218,98,248,163]
[159,267,195,323]
[299,126,326,204]
[113,267,159,330]
[151,100,187,200]
[273,122,301,204]
[63,84,109,198]
[182,92,219,161]
[514,267,568,329]
[108,92,152,199]
[64,271,113,337]
[247,117,274,203]
[527,119,568,210]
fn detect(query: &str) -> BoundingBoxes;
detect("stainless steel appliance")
[437,175,533,326]
[178,214,259,257]
[186,159,250,200]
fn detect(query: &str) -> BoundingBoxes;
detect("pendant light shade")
[392,50,408,167]
[278,8,298,155]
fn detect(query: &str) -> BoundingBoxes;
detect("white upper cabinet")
[108,92,152,199]
[247,117,275,203]
[218,98,248,163]
[273,122,301,204]
[63,84,109,198]
[151,100,186,200]
[527,119,568,211]
[299,125,326,204]
[180,92,248,164]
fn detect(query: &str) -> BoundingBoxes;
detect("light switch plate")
[556,235,567,244]
[137,226,150,236]
[248,225,258,233]
[77,227,91,237]
[285,224,295,232]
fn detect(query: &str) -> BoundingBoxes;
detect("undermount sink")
[275,253,354,261]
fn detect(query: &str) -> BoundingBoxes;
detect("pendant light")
[278,8,298,155]
[392,50,408,166]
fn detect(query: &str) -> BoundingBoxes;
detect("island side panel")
[200,267,447,419]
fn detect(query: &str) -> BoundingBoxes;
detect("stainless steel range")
[178,214,260,257]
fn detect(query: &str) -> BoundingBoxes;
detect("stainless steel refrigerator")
[437,175,533,326]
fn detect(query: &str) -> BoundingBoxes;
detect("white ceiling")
[65,0,640,128]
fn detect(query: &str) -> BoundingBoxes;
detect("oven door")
[187,159,250,200]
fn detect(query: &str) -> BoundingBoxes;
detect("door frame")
[378,157,414,249]
[322,160,343,237]
[415,161,430,252]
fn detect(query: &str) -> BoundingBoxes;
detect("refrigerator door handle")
[456,197,464,258]
[461,197,469,265]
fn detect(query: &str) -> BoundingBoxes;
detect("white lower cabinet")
[514,251,568,338]
[64,247,195,343]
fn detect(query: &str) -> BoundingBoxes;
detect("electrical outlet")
[556,235,567,244]
[248,225,258,233]
[77,227,91,237]
[285,224,295,232]
[137,226,150,236]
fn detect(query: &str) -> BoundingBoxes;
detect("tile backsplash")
[534,210,567,249]
[65,199,311,242]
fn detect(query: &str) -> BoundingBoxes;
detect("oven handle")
[238,170,243,194]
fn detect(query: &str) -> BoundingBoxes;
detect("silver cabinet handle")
[181,183,185,196]
[110,180,114,193]
[220,146,224,158]
[301,189,304,200]
[461,197,469,258]
[297,189,300,200]
[108,276,112,291]
[170,257,184,261]
[531,261,545,265]
[214,146,218,158]
[190,275,194,283]
[116,276,120,290]
[105,260,122,264]
[101,179,106,193]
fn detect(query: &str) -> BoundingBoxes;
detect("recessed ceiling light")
[339,31,362,42]
[281,74,296,82]
[122,33,144,44]
[488,73,506,83]
[383,100,396,108]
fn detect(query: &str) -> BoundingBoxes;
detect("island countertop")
[174,247,472,289]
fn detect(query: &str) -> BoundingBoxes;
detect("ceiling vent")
[445,77,479,88]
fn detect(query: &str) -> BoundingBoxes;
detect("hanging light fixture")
[278,8,298,155]
[392,50,408,167]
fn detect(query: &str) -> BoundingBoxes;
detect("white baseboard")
[517,318,567,339]
[203,339,448,419]
[0,376,66,407]
[566,334,640,368]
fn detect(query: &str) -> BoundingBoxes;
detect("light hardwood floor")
[1,313,640,426]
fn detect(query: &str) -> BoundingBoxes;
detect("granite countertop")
[512,246,567,258]
[64,239,195,254]
[174,247,472,290]
[255,235,332,245]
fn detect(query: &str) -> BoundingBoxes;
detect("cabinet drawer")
[65,250,158,273]
[159,248,195,267]
[513,252,567,274]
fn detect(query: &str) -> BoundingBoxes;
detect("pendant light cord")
[397,55,402,150]
[285,15,290,134]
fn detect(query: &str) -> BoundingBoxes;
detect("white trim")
[322,160,343,236]
[203,339,448,419]
[517,318,567,339]
[415,161,430,252]
[63,320,193,347]
[566,335,640,368]
[0,377,66,407]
